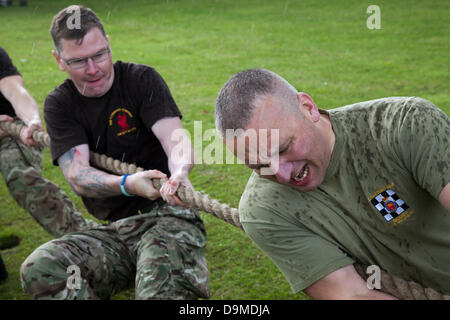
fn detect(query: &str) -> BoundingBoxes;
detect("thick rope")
[1,120,449,300]
[0,120,241,229]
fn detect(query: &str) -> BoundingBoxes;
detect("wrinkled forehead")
[251,94,294,128]
[224,127,280,165]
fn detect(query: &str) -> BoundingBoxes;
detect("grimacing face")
[225,93,335,192]
[52,27,114,98]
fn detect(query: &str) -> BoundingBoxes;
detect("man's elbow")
[438,183,450,213]
[304,264,398,300]
[305,286,397,300]
[67,180,82,196]
[64,170,83,196]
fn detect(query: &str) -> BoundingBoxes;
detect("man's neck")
[319,112,336,159]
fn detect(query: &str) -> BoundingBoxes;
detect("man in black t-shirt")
[0,47,94,282]
[20,6,209,300]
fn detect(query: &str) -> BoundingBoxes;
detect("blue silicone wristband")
[120,174,135,197]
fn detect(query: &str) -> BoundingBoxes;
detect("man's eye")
[279,145,289,154]
[68,58,85,65]
[278,141,291,155]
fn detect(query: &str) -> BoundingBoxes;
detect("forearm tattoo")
[58,148,77,194]
[58,147,118,198]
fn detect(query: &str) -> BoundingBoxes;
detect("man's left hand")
[160,170,193,208]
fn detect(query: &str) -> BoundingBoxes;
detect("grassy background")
[0,0,448,300]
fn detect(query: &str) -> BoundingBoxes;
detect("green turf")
[0,0,448,300]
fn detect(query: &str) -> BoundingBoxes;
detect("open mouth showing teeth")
[293,165,308,182]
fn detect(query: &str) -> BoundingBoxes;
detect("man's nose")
[86,58,98,74]
[274,161,293,184]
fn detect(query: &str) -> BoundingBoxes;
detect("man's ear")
[52,50,66,71]
[297,92,320,122]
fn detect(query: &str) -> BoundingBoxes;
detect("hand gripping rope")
[1,120,448,300]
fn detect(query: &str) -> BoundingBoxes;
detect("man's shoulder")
[44,79,75,110]
[0,47,20,80]
[114,60,159,81]
[329,96,436,115]
[327,97,442,136]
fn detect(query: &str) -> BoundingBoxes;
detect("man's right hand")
[58,144,169,200]
[0,115,14,140]
[20,118,44,147]
[124,170,168,200]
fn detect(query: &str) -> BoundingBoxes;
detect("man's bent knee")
[135,217,210,300]
[20,242,99,300]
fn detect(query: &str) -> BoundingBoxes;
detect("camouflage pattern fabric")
[20,202,210,300]
[0,133,97,238]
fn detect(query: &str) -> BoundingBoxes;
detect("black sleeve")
[44,93,89,165]
[0,47,21,80]
[135,67,182,131]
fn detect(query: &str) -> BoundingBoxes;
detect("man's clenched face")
[225,93,335,192]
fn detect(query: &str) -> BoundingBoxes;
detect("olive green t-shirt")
[239,97,450,294]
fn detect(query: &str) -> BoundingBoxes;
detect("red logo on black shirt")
[117,114,130,132]
[109,108,137,136]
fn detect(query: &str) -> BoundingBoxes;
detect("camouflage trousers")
[0,134,95,238]
[20,202,210,300]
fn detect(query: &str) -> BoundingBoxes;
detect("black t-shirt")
[44,61,182,221]
[0,47,20,116]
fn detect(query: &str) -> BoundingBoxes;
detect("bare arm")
[0,75,43,146]
[152,116,194,206]
[58,144,123,198]
[58,144,166,199]
[438,183,450,213]
[304,264,398,300]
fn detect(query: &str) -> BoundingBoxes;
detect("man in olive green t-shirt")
[215,68,450,300]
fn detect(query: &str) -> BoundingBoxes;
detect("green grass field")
[0,0,448,300]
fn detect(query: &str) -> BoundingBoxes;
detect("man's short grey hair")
[215,68,298,135]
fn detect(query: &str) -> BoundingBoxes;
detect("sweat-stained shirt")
[239,97,450,294]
